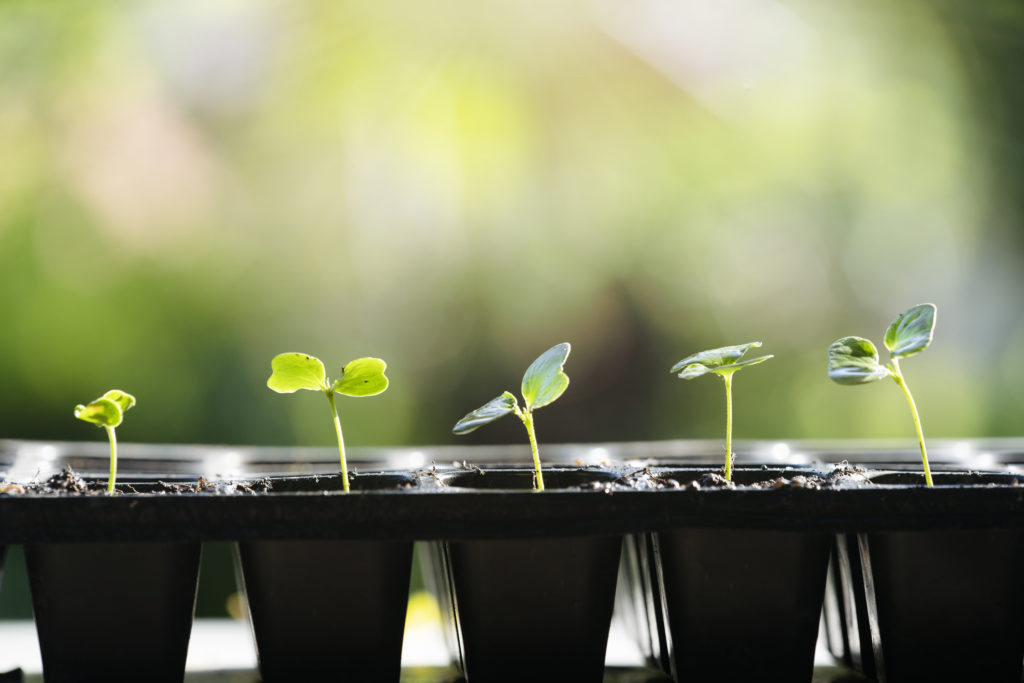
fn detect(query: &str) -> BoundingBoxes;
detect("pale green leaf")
[884,303,936,359]
[521,342,571,410]
[828,336,891,385]
[677,363,713,379]
[74,397,123,428]
[670,342,762,374]
[333,357,389,397]
[101,390,135,414]
[453,391,518,434]
[267,353,327,393]
[672,342,771,379]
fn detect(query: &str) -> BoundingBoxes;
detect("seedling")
[267,353,389,492]
[453,343,571,491]
[828,303,937,487]
[74,389,136,494]
[671,343,773,482]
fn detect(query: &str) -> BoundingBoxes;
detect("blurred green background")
[3,0,1024,449]
[1,0,1023,623]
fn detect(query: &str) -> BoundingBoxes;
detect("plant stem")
[521,410,546,491]
[325,391,350,492]
[723,373,733,482]
[888,359,933,487]
[105,426,117,495]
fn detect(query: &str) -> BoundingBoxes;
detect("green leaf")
[828,336,891,385]
[670,342,761,373]
[101,390,135,414]
[333,357,389,397]
[884,303,936,359]
[521,342,571,410]
[267,353,327,393]
[453,391,518,434]
[671,342,772,379]
[74,397,123,428]
[677,363,714,379]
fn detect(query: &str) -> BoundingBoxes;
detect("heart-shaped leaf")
[521,343,571,411]
[267,353,327,393]
[333,357,389,397]
[828,336,891,385]
[74,397,124,428]
[884,303,936,359]
[453,391,518,434]
[101,389,136,414]
[671,342,772,379]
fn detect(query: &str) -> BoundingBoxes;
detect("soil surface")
[613,462,875,491]
[0,466,273,496]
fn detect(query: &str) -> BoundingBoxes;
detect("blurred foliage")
[1,0,1023,451]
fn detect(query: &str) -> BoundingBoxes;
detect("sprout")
[74,390,136,494]
[671,343,773,482]
[828,303,937,486]
[453,343,571,491]
[267,353,389,492]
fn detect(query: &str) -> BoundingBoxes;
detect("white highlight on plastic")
[952,441,972,461]
[202,449,242,480]
[405,451,426,469]
[8,444,59,483]
[971,452,996,470]
[581,447,610,465]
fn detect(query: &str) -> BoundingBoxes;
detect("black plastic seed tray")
[0,463,1022,543]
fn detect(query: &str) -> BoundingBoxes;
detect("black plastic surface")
[236,474,415,682]
[433,470,623,682]
[823,472,1024,683]
[25,541,200,683]
[0,464,1020,543]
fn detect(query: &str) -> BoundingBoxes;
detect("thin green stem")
[889,359,933,487]
[521,410,546,491]
[105,426,117,495]
[325,391,350,492]
[723,373,733,482]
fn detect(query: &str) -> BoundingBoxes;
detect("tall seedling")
[75,389,136,494]
[268,353,389,492]
[671,343,773,482]
[453,343,571,491]
[827,303,937,486]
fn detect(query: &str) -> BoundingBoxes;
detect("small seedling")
[453,343,571,491]
[828,303,937,487]
[671,343,773,482]
[74,390,136,494]
[267,353,389,492]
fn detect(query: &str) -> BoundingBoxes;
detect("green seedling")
[671,342,773,482]
[828,303,937,487]
[267,353,389,492]
[74,389,136,494]
[453,343,571,491]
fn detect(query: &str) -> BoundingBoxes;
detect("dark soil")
[0,466,273,496]
[614,462,875,491]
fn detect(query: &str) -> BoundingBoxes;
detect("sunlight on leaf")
[884,303,936,359]
[74,397,123,428]
[333,357,389,397]
[828,336,891,384]
[672,342,772,379]
[453,391,518,434]
[101,389,136,413]
[521,342,571,410]
[267,353,327,393]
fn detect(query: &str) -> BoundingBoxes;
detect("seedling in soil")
[267,353,389,492]
[828,303,937,487]
[74,390,136,494]
[671,343,773,482]
[453,343,571,491]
